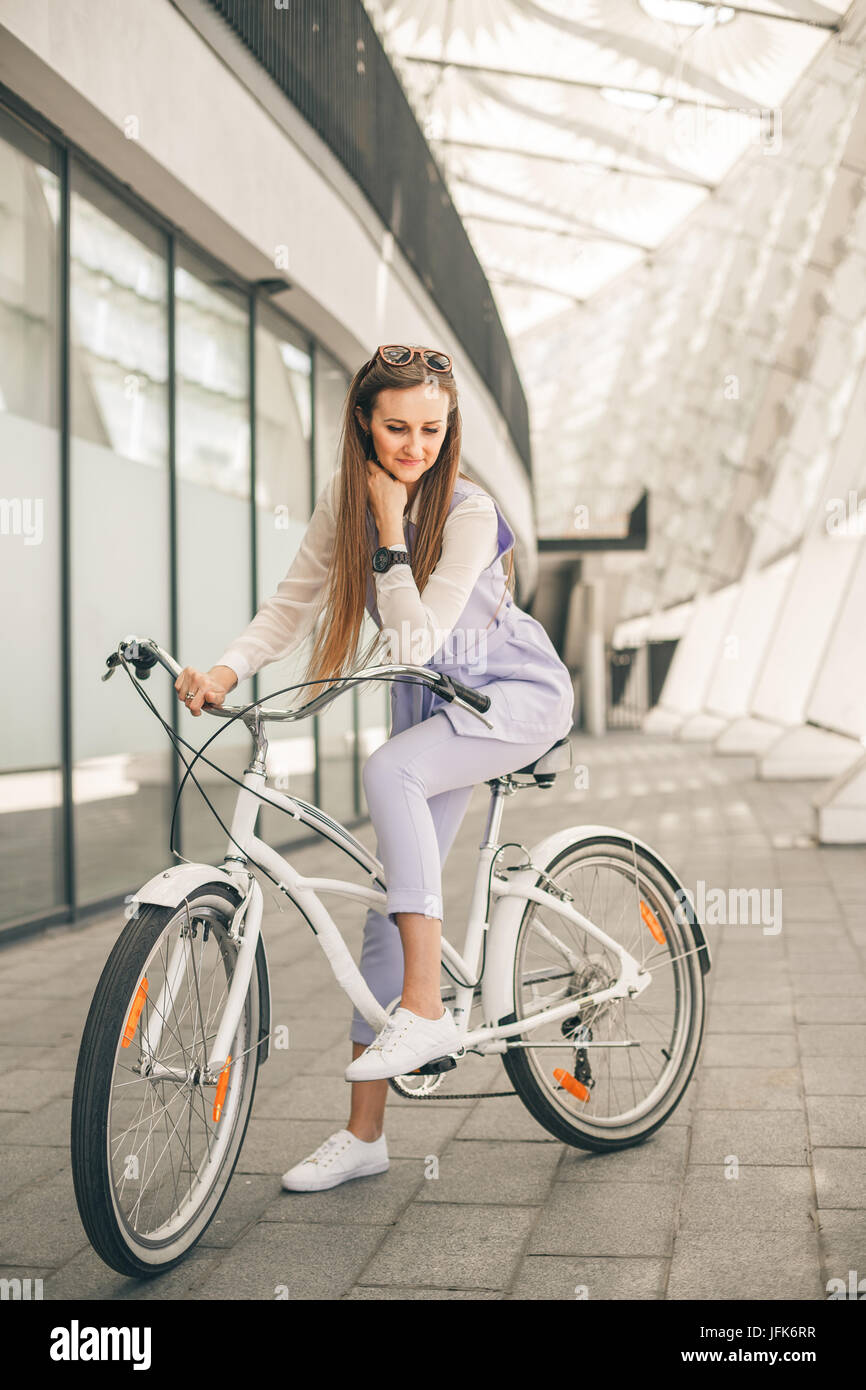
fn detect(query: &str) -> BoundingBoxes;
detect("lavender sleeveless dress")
[364,474,574,746]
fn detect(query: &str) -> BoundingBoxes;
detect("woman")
[175,344,574,1192]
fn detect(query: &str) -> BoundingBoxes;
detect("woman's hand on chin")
[366,457,407,530]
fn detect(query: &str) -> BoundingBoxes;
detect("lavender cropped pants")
[349,710,558,1045]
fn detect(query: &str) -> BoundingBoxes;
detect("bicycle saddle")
[509,735,573,786]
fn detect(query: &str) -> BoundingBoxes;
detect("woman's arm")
[372,493,500,666]
[216,471,339,685]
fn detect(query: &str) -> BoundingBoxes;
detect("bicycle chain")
[390,1083,517,1100]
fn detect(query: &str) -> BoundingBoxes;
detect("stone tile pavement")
[1,734,864,1300]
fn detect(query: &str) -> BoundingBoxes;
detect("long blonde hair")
[302,351,516,692]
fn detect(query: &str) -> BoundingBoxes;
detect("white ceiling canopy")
[364,0,841,321]
[362,0,852,610]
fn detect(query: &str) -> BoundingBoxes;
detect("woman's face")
[357,383,450,487]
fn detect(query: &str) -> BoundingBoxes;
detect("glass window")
[253,304,316,843]
[68,164,172,907]
[0,112,64,930]
[314,344,350,495]
[312,344,361,821]
[175,247,252,864]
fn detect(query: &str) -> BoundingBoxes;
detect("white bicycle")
[71,635,711,1277]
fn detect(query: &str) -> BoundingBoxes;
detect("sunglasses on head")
[372,344,453,373]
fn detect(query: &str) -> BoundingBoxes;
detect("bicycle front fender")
[126,862,272,1067]
[483,823,712,1027]
[128,861,245,911]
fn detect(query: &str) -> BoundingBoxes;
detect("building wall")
[0,1,543,937]
[0,0,536,574]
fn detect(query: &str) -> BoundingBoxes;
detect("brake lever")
[434,673,457,703]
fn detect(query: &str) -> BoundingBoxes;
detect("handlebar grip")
[458,686,492,717]
[447,677,490,713]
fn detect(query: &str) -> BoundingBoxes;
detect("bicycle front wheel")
[71,883,262,1277]
[501,835,706,1151]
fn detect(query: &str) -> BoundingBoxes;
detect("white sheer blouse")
[215,469,500,684]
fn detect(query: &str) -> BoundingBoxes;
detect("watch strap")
[372,545,412,573]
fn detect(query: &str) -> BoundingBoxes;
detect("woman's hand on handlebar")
[174,665,238,717]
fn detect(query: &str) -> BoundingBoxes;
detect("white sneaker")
[344,1006,462,1082]
[280,1128,389,1192]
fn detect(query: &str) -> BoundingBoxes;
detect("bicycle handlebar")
[103,635,493,728]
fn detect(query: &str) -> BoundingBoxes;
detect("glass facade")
[253,305,316,849]
[175,247,253,866]
[69,166,173,907]
[0,101,384,941]
[0,111,64,931]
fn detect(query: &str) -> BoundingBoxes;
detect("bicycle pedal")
[411,1054,458,1075]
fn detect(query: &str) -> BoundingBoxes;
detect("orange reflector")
[553,1067,590,1103]
[640,899,665,944]
[213,1056,232,1123]
[121,977,149,1048]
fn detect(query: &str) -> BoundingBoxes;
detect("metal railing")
[204,0,531,473]
[607,646,646,730]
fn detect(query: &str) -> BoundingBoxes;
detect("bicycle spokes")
[515,853,693,1128]
[108,908,249,1243]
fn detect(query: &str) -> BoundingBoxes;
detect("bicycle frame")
[196,764,652,1075]
[114,636,652,1077]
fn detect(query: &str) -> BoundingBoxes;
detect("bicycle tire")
[501,835,706,1152]
[71,883,262,1277]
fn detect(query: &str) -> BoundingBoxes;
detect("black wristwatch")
[372,546,412,573]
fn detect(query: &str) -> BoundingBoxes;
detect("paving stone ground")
[1,734,864,1300]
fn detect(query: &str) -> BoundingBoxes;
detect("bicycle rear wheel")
[71,883,263,1277]
[502,835,706,1151]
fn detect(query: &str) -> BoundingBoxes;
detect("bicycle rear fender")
[127,862,272,1066]
[483,823,712,1028]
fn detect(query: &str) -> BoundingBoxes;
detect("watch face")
[372,546,390,571]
